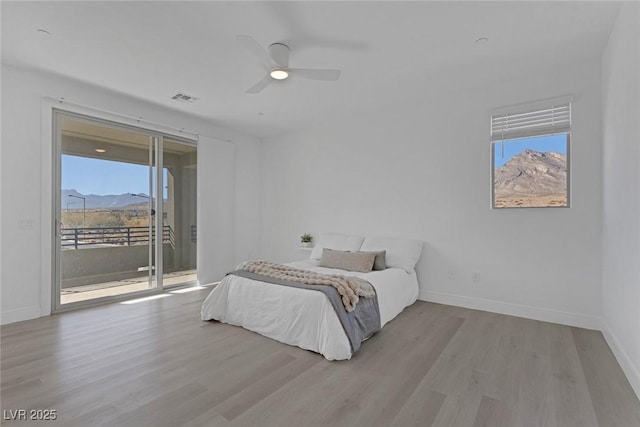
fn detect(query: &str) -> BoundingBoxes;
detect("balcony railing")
[61,225,173,249]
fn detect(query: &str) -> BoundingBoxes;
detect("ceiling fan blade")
[289,68,341,81]
[246,74,272,94]
[236,35,277,68]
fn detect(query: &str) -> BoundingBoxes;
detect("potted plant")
[300,233,313,248]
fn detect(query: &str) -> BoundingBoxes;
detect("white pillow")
[310,233,365,260]
[359,237,423,273]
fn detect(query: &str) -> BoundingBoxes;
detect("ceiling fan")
[236,35,341,94]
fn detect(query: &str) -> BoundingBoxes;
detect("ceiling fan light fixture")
[270,69,289,80]
[237,35,341,93]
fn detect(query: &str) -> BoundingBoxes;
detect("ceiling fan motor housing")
[268,43,290,68]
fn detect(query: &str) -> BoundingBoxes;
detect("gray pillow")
[359,250,386,270]
[318,249,376,273]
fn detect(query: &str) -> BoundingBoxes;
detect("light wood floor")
[1,288,639,427]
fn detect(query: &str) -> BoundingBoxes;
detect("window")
[491,100,571,209]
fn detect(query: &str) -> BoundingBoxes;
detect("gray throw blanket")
[235,260,375,311]
[229,267,381,354]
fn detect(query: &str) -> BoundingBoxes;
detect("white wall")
[0,64,262,324]
[262,58,603,329]
[601,2,640,398]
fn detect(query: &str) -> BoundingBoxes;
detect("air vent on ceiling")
[171,93,199,103]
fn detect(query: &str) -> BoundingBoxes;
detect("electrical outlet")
[472,272,480,282]
[448,270,456,280]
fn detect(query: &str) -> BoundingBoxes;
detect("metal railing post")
[74,228,79,249]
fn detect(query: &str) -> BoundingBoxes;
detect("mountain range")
[494,149,567,202]
[62,189,156,209]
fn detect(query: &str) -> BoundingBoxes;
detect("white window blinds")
[491,103,571,141]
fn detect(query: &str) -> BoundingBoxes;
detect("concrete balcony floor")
[61,269,197,304]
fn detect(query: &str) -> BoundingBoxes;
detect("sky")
[62,155,167,197]
[493,134,567,168]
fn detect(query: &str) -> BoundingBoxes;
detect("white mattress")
[200,260,419,360]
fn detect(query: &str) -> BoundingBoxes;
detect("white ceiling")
[2,1,620,138]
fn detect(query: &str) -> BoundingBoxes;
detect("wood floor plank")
[483,315,529,404]
[390,388,446,427]
[349,316,465,426]
[180,410,231,427]
[549,325,600,427]
[514,321,558,427]
[109,382,209,427]
[421,310,497,398]
[214,353,320,420]
[2,294,638,427]
[572,328,640,427]
[472,395,512,427]
[430,393,482,427]
[228,359,358,427]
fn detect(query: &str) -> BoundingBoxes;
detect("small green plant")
[300,233,313,243]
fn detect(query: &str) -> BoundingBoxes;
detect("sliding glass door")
[53,111,197,311]
[161,138,198,288]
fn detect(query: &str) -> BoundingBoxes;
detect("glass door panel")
[161,138,198,287]
[55,112,159,309]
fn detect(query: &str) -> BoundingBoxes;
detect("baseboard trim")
[419,290,601,330]
[601,319,640,400]
[1,305,41,325]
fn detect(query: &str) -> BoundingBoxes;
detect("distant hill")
[62,189,157,209]
[494,149,567,207]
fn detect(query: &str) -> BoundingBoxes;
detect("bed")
[201,234,423,360]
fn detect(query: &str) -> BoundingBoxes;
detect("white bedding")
[200,259,419,360]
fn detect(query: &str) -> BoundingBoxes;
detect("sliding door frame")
[44,100,197,314]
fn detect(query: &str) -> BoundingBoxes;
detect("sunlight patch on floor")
[120,294,171,304]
